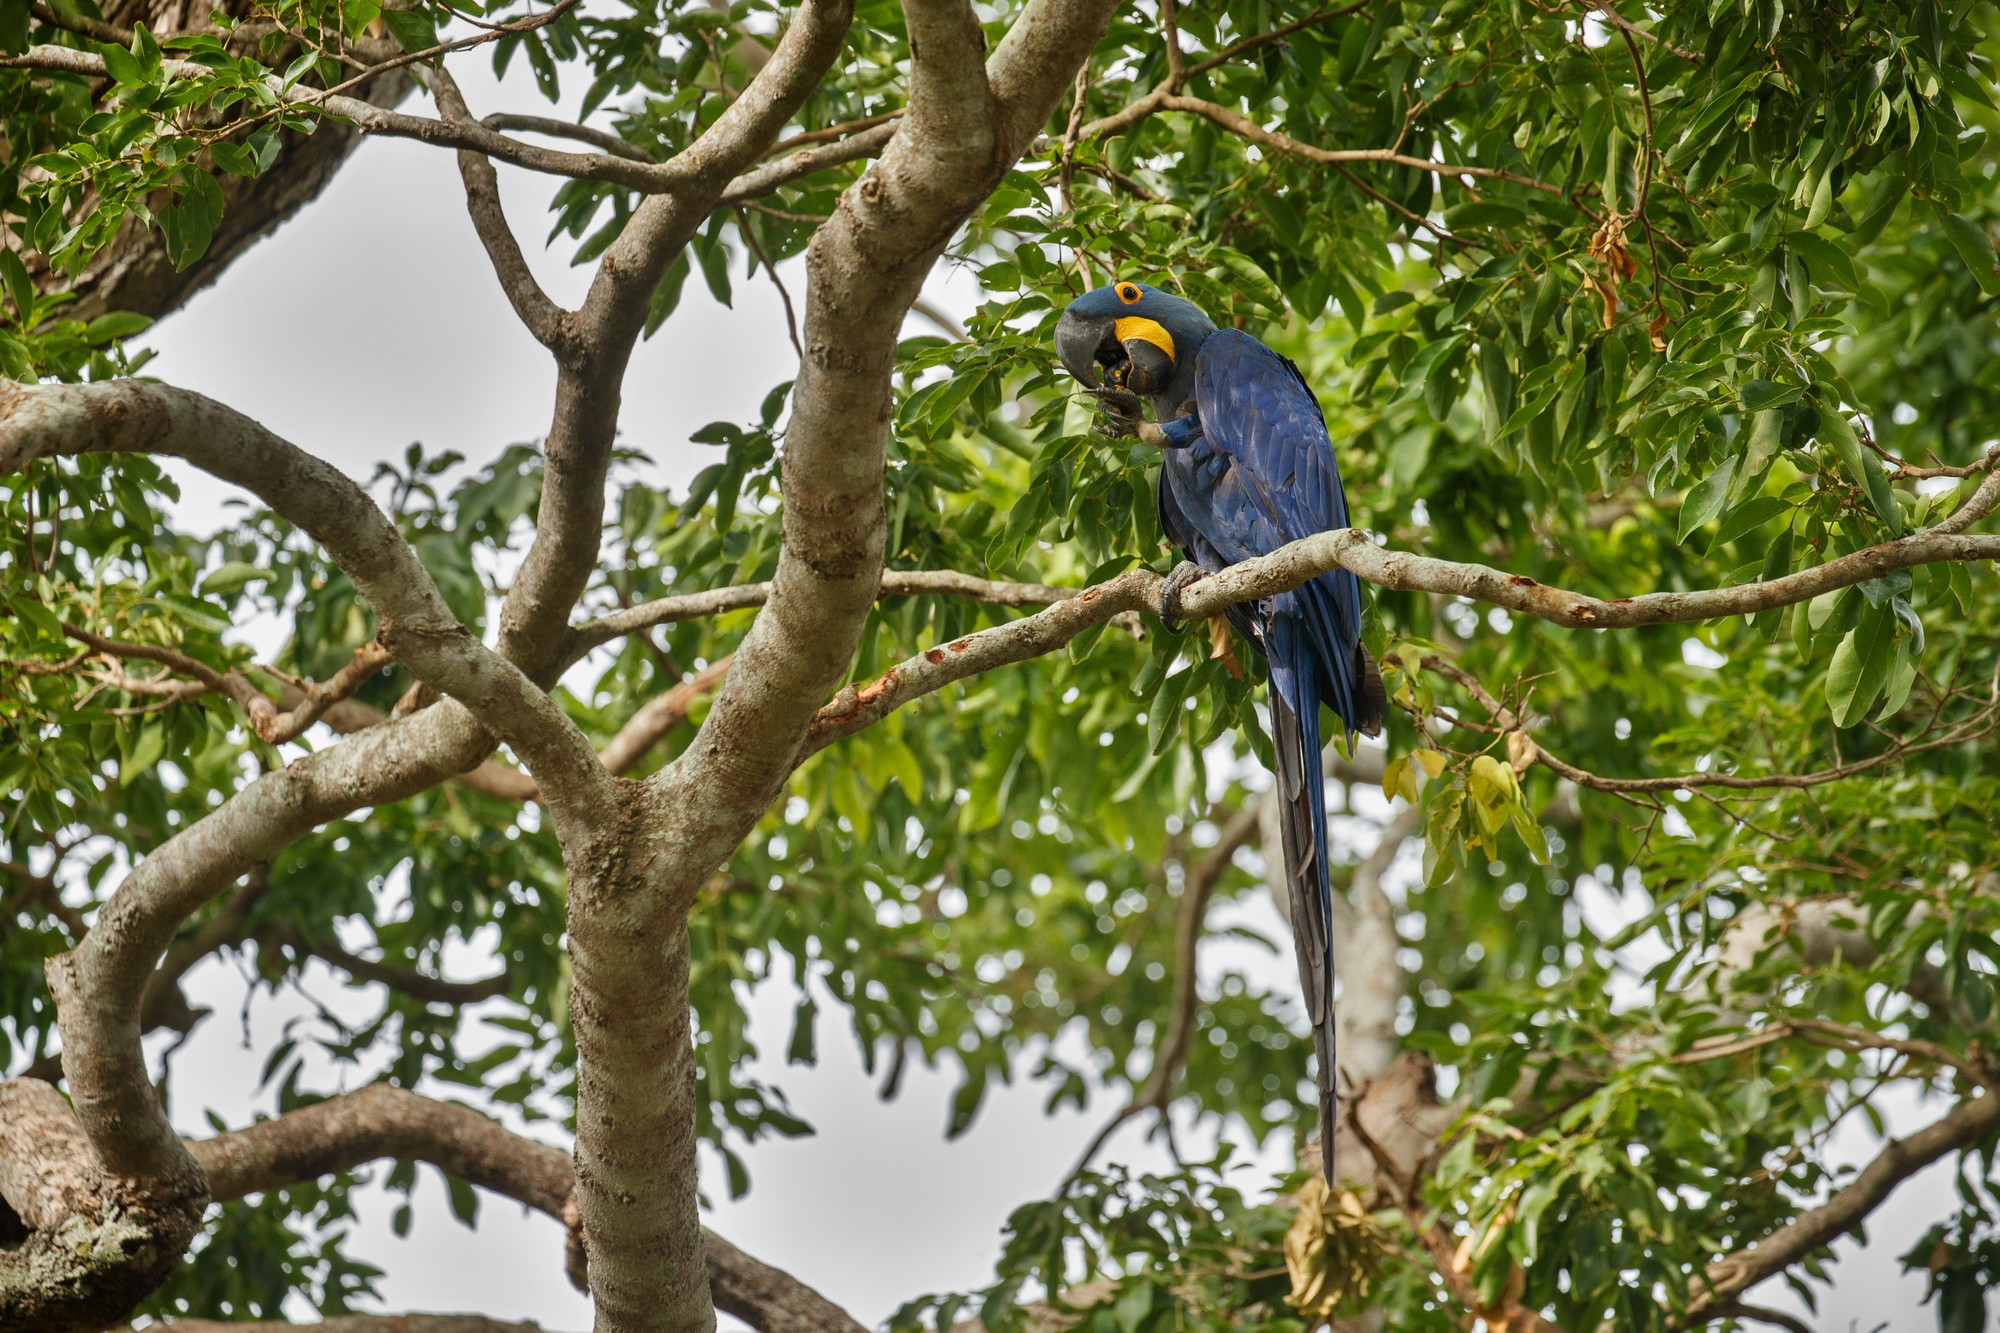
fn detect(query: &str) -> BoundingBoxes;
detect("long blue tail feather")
[1268,613,1339,1181]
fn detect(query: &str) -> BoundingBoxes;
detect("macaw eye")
[1117,283,1142,304]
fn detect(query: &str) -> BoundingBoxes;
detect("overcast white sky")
[96,47,1968,1333]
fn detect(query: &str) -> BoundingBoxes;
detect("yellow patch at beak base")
[1113,316,1175,363]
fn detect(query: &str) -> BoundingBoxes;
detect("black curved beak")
[1055,308,1118,388]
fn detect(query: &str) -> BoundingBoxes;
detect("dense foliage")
[5,0,2000,1329]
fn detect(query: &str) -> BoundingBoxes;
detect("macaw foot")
[1084,386,1170,448]
[1159,560,1207,631]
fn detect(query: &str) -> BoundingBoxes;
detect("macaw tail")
[1268,618,1339,1182]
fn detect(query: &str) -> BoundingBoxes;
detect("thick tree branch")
[0,1080,95,1233]
[493,0,855,677]
[191,1083,572,1214]
[0,381,616,1209]
[594,7,1117,1328]
[184,1084,866,1333]
[0,1080,203,1332]
[1690,1089,2000,1315]
[705,1232,870,1333]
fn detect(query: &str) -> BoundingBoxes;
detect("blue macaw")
[1056,280,1385,1174]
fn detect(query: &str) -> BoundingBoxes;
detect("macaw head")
[1054,280,1216,406]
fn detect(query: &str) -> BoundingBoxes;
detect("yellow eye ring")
[1117,283,1142,304]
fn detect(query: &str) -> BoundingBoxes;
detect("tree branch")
[0,1079,204,1332]
[482,112,654,162]
[1690,1089,2000,1315]
[493,0,856,677]
[1333,804,1424,1099]
[0,379,610,817]
[1425,653,2000,798]
[58,626,391,747]
[596,655,734,779]
[258,924,512,1006]
[716,119,901,205]
[134,1312,568,1320]
[705,1231,869,1333]
[563,567,1094,664]
[191,1082,572,1214]
[1163,93,1562,193]
[1713,895,1963,1021]
[0,381,609,1197]
[183,1084,867,1333]
[1701,1301,1811,1333]
[1181,5,1369,81]
[798,569,1157,758]
[0,855,86,940]
[435,69,573,352]
[603,7,1117,1327]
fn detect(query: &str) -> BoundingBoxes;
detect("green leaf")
[1934,205,2000,294]
[199,561,272,595]
[1678,457,1737,542]
[0,0,26,53]
[1753,523,1794,637]
[1788,231,1858,290]
[1712,494,1787,548]
[1826,605,1896,727]
[0,247,32,321]
[382,7,440,54]
[1815,405,1901,533]
[120,720,167,785]
[83,311,153,344]
[1878,639,1919,719]
[99,40,149,86]
[1739,380,1802,413]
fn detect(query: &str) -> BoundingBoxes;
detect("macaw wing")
[1189,330,1352,563]
[1186,330,1369,726]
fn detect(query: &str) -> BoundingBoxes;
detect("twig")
[1585,0,1700,63]
[1059,64,1089,212]
[482,112,654,162]
[1425,653,2000,796]
[737,209,803,360]
[765,109,902,156]
[316,0,582,103]
[1703,1302,1811,1333]
[1181,4,1370,82]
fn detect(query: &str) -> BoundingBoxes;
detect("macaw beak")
[1055,309,1178,395]
[1055,308,1116,388]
